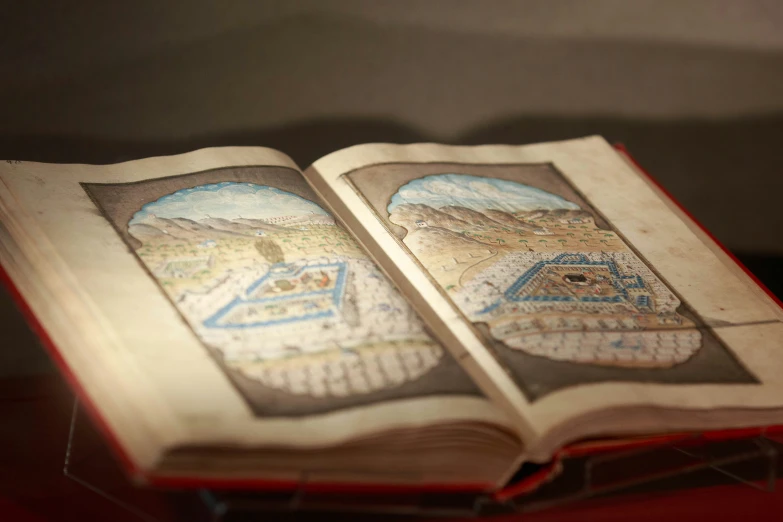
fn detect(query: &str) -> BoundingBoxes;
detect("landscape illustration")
[387,173,704,369]
[126,181,447,407]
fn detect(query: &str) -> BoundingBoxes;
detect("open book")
[2,137,782,492]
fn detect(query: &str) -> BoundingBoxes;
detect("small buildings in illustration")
[205,261,348,329]
[500,253,656,316]
[657,314,684,326]
[533,228,554,236]
[255,230,266,237]
[257,214,336,227]
[259,215,303,225]
[154,255,214,278]
[414,220,428,228]
[197,239,217,249]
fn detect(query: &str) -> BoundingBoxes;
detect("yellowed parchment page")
[305,136,783,458]
[0,147,512,475]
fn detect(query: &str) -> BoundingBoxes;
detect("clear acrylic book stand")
[64,399,782,521]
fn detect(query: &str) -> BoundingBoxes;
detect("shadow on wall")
[3,12,783,135]
[1,10,782,252]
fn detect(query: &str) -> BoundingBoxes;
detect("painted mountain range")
[129,214,335,243]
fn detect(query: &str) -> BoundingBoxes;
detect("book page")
[0,147,512,473]
[305,137,783,455]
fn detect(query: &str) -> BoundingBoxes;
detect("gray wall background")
[2,1,782,375]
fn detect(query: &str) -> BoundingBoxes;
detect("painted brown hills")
[404,226,496,259]
[438,206,501,228]
[129,215,288,243]
[170,217,250,237]
[438,205,543,232]
[389,203,599,257]
[233,218,288,231]
[481,210,540,232]
[388,203,472,232]
[128,217,214,241]
[127,223,166,238]
[390,203,580,235]
[517,208,592,221]
[199,217,261,234]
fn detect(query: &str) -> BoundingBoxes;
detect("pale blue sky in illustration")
[387,173,579,214]
[130,182,328,224]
